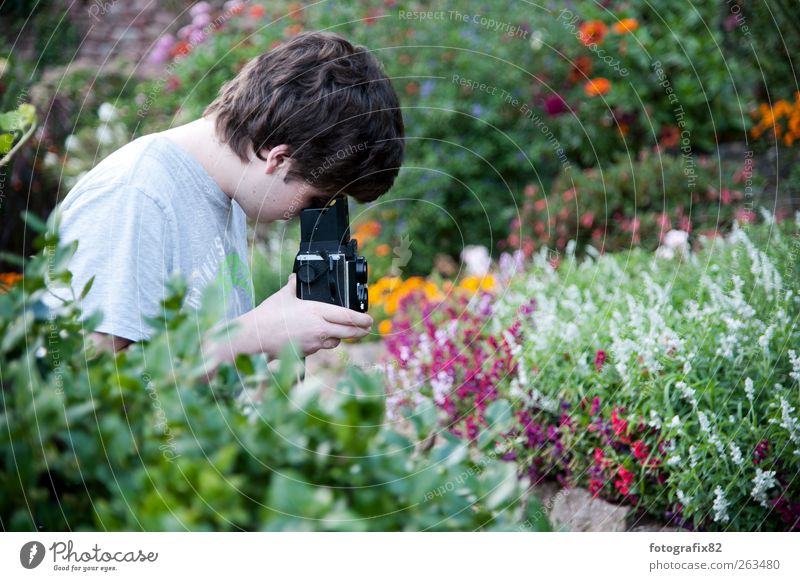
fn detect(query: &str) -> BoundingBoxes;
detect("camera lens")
[354,256,368,283]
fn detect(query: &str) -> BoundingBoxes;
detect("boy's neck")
[160,116,243,199]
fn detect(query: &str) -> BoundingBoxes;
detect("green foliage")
[0,220,549,532]
[386,219,800,530]
[505,151,761,255]
[0,102,35,157]
[128,0,760,274]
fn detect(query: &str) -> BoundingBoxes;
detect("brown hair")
[204,31,405,203]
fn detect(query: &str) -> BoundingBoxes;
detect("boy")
[44,31,405,364]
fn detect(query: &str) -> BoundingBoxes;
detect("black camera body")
[293,197,369,312]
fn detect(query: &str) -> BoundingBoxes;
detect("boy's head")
[205,31,405,211]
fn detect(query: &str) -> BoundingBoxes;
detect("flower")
[753,438,770,465]
[614,466,635,496]
[249,4,265,18]
[0,272,23,293]
[613,18,639,34]
[378,320,392,334]
[712,486,730,524]
[594,349,607,371]
[579,21,607,46]
[375,244,390,257]
[568,55,593,84]
[584,77,611,97]
[544,94,568,116]
[751,468,778,508]
[461,245,491,276]
[632,440,650,463]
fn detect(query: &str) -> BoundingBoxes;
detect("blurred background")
[1,0,798,310]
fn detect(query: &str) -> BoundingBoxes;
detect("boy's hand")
[217,273,373,359]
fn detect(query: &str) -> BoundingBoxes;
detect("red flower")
[594,447,605,465]
[614,466,635,496]
[632,440,650,463]
[249,4,265,18]
[594,349,607,371]
[611,407,630,443]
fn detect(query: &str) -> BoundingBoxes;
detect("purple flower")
[544,94,568,116]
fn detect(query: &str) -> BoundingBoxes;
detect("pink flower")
[632,440,650,463]
[590,396,601,416]
[594,349,607,371]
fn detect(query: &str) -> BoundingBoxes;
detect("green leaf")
[80,276,95,300]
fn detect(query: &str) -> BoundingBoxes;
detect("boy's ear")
[260,144,292,174]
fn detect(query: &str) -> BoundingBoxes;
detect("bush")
[0,216,550,531]
[127,0,759,274]
[384,219,800,530]
[502,152,762,256]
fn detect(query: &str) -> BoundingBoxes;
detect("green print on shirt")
[213,253,252,306]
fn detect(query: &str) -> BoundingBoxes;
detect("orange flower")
[660,124,680,148]
[249,4,265,18]
[613,18,639,34]
[284,24,303,37]
[579,21,607,46]
[405,82,419,96]
[378,319,392,334]
[287,2,304,21]
[584,77,611,97]
[0,272,22,293]
[375,243,390,257]
[568,55,593,84]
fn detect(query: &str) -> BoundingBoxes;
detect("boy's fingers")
[322,322,371,340]
[319,305,373,329]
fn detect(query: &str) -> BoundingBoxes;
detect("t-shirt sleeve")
[46,185,173,342]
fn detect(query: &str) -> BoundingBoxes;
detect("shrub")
[0,216,550,531]
[128,0,759,274]
[384,219,800,530]
[502,152,763,256]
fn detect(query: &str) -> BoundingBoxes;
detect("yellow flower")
[481,275,496,291]
[459,275,481,293]
[378,320,392,334]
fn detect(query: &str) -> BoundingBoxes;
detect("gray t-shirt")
[44,133,254,341]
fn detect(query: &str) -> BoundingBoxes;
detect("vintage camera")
[293,197,369,312]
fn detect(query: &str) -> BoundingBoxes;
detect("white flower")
[430,371,452,405]
[751,468,777,508]
[43,151,59,168]
[529,30,543,51]
[98,102,118,123]
[712,486,730,524]
[758,324,774,357]
[668,415,681,429]
[95,124,114,145]
[729,442,743,466]
[460,245,491,276]
[656,230,690,260]
[64,134,80,152]
[677,489,693,506]
[789,350,800,385]
[744,377,755,403]
[676,381,697,407]
[666,455,682,467]
[779,397,800,454]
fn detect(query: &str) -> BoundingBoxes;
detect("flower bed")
[383,219,800,530]
[0,222,550,532]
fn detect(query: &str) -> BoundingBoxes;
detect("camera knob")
[357,283,369,310]
[355,256,368,283]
